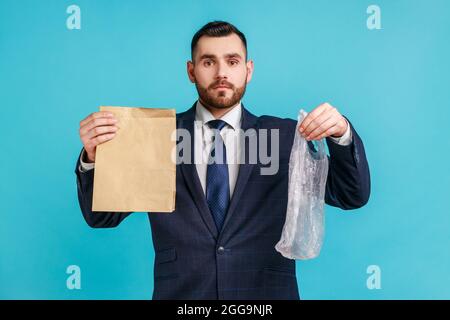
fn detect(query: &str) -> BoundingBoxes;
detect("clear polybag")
[275,109,329,260]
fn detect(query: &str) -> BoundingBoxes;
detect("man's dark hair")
[191,21,247,62]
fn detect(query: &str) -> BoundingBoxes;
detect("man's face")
[187,33,254,110]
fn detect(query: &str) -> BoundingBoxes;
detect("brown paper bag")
[92,106,176,212]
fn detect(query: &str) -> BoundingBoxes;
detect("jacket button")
[217,246,225,254]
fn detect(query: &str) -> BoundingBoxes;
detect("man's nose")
[215,61,229,79]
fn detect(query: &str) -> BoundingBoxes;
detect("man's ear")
[187,61,196,83]
[246,59,254,84]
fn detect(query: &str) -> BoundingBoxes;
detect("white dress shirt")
[79,101,353,198]
[194,100,243,197]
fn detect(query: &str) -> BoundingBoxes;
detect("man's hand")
[299,102,348,141]
[79,111,119,163]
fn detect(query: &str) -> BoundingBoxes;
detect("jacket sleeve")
[324,116,371,210]
[75,148,132,228]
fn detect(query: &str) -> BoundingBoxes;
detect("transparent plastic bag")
[275,109,329,260]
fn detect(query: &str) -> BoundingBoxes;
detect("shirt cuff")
[79,148,95,172]
[327,118,353,146]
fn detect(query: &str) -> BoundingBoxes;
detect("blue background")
[1,0,449,299]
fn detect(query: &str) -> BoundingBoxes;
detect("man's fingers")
[80,117,119,135]
[80,111,114,128]
[301,105,336,137]
[87,132,117,148]
[301,109,333,137]
[299,103,333,134]
[85,125,119,140]
[313,124,340,141]
[306,117,338,140]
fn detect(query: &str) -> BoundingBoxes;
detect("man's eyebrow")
[198,53,244,60]
[199,54,217,60]
[224,53,243,60]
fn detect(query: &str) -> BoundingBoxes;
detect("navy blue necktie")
[206,119,230,232]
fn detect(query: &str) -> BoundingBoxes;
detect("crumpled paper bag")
[92,106,176,212]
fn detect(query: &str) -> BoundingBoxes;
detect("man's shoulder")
[176,108,194,119]
[256,114,296,126]
[255,114,297,132]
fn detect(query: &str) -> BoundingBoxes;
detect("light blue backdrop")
[1,0,449,299]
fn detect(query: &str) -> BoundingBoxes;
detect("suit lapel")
[218,105,259,240]
[178,103,219,240]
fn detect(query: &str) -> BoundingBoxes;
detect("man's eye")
[204,60,214,67]
[229,60,239,66]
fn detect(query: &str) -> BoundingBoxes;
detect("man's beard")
[195,78,246,110]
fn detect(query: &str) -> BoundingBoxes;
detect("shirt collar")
[195,100,242,130]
